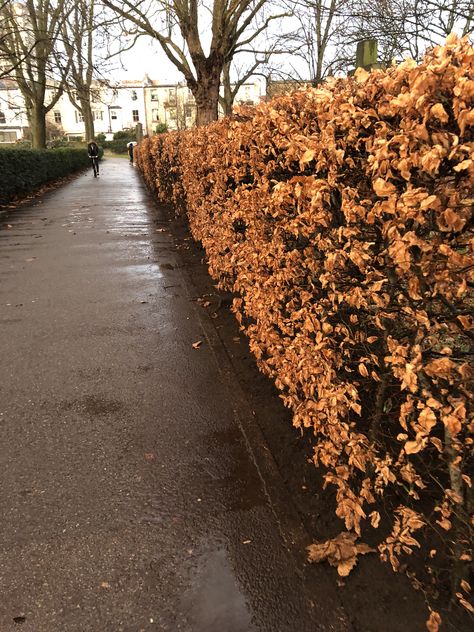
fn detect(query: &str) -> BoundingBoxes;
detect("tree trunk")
[30,104,47,149]
[192,63,221,127]
[81,99,95,141]
[221,61,233,117]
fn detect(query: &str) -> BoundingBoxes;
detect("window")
[131,90,137,101]
[0,131,17,142]
[75,110,84,123]
[150,90,159,101]
[184,105,193,118]
[167,107,176,121]
[0,111,6,124]
[93,110,103,121]
[152,108,159,122]
[111,111,118,120]
[53,111,61,124]
[132,109,139,122]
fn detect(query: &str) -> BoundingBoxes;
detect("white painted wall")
[0,82,29,142]
[1,76,264,143]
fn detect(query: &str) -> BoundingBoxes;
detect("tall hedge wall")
[0,146,95,205]
[136,36,473,624]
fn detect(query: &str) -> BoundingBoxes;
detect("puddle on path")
[180,547,256,632]
[198,427,267,511]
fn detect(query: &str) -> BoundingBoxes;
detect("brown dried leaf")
[307,532,375,576]
[457,595,474,614]
[430,103,449,123]
[426,610,441,632]
[373,178,397,198]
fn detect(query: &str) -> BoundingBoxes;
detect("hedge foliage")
[136,36,473,617]
[102,131,136,154]
[0,146,94,205]
[102,139,131,154]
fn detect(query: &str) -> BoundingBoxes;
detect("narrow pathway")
[0,158,347,632]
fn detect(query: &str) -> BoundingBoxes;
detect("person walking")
[127,141,135,165]
[87,139,100,177]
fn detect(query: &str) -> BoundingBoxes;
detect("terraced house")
[0,76,263,143]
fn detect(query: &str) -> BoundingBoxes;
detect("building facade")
[0,79,29,143]
[0,76,264,143]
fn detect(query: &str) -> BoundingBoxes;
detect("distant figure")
[127,141,135,165]
[87,139,100,177]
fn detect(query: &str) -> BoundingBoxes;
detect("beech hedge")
[136,36,473,621]
[0,146,95,205]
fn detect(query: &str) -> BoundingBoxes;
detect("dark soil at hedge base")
[155,202,471,632]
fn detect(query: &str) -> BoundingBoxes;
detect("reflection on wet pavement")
[181,547,256,632]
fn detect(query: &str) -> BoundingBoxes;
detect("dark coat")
[87,142,99,157]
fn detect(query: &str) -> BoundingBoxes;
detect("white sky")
[110,37,183,82]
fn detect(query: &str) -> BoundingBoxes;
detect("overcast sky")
[109,37,183,82]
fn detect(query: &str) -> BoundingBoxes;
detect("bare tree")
[61,0,97,140]
[345,0,474,65]
[218,9,297,115]
[102,0,283,125]
[220,57,260,116]
[280,0,350,84]
[0,0,69,148]
[277,0,473,84]
[0,1,38,78]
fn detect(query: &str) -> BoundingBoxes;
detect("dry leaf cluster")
[307,532,374,576]
[136,36,473,612]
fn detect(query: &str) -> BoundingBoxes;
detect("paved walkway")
[0,158,347,632]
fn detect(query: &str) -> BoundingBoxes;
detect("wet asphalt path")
[0,158,348,632]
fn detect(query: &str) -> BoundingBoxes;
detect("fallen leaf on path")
[155,228,166,232]
[100,581,111,589]
[426,610,441,631]
[192,340,203,349]
[307,532,375,576]
[144,453,155,461]
[25,257,37,262]
[242,540,252,544]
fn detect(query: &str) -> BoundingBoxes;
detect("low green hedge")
[102,139,133,154]
[0,146,102,205]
